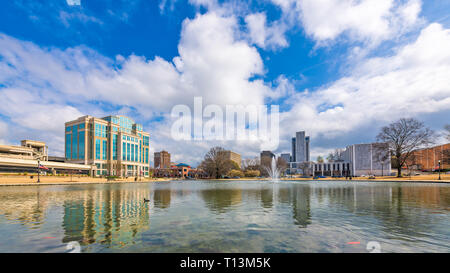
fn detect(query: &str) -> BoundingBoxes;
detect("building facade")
[222,151,242,169]
[280,153,291,163]
[343,142,391,176]
[154,151,171,169]
[406,143,450,171]
[65,115,150,177]
[291,131,310,164]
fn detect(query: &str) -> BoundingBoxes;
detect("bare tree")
[372,143,390,176]
[298,162,312,176]
[242,157,261,171]
[327,149,345,162]
[377,118,434,177]
[277,157,288,175]
[199,147,234,179]
[445,124,450,141]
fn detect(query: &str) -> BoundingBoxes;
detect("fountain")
[264,157,280,182]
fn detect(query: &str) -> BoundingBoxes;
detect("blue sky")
[0,0,449,166]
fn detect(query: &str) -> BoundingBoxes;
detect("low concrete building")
[343,142,391,176]
[0,140,95,175]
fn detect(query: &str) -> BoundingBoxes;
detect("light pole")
[37,158,40,183]
[438,160,441,180]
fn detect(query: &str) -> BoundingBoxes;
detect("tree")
[199,147,235,179]
[228,169,244,178]
[327,149,345,162]
[244,170,260,177]
[298,162,312,176]
[277,157,288,175]
[242,157,261,171]
[377,118,434,177]
[316,156,324,163]
[372,142,390,176]
[445,124,450,141]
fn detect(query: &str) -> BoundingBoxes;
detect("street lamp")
[37,158,40,183]
[438,160,441,180]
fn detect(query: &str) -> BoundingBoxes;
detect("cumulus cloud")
[280,23,450,142]
[271,0,423,47]
[245,12,289,49]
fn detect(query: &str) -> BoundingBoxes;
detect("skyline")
[1,0,450,166]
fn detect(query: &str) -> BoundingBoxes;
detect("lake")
[0,180,448,253]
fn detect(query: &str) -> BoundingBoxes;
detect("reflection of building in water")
[62,187,150,246]
[153,188,172,209]
[200,188,242,213]
[0,189,48,228]
[291,186,311,228]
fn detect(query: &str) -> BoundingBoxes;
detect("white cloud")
[281,23,450,143]
[245,12,289,49]
[272,0,423,46]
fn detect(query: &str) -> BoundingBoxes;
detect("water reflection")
[0,181,448,252]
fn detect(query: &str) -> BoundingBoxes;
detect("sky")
[0,0,449,166]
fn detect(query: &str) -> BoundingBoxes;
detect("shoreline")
[0,176,448,187]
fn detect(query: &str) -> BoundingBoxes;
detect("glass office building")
[65,115,150,177]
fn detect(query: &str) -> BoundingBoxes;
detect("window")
[131,144,134,162]
[127,143,130,161]
[72,125,78,159]
[66,127,71,132]
[102,140,107,160]
[65,134,71,159]
[143,136,149,146]
[135,144,138,162]
[139,140,142,162]
[112,134,117,160]
[79,123,85,129]
[145,148,149,164]
[95,139,101,160]
[79,131,85,159]
[122,142,126,161]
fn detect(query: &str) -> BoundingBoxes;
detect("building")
[260,150,275,170]
[343,142,391,176]
[294,131,310,163]
[405,143,450,171]
[65,115,150,177]
[312,162,351,177]
[154,151,171,169]
[0,140,47,161]
[280,153,291,164]
[0,140,95,175]
[291,137,296,162]
[222,150,242,169]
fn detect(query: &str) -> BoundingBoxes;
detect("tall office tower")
[154,151,171,169]
[280,153,291,163]
[294,131,310,163]
[65,115,151,177]
[291,137,296,162]
[305,136,310,162]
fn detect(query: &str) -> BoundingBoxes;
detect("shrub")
[228,169,244,178]
[244,170,260,177]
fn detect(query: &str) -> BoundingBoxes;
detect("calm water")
[0,180,448,253]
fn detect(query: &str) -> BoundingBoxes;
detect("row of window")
[65,125,85,160]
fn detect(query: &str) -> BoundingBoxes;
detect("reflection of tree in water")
[200,188,242,213]
[318,184,450,239]
[153,189,172,209]
[260,189,273,209]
